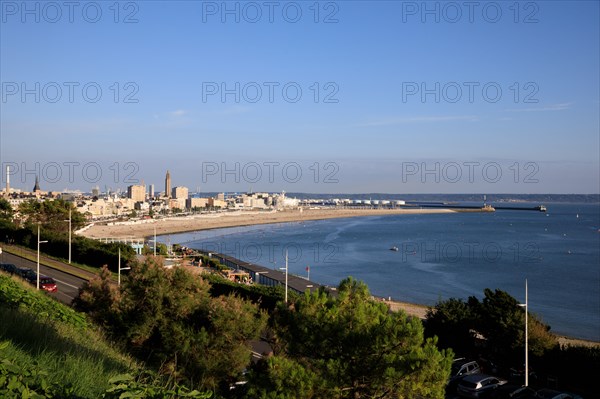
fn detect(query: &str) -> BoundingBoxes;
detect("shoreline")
[79,208,463,240]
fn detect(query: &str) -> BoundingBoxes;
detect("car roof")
[535,389,570,399]
[461,373,494,383]
[453,358,476,366]
[497,384,534,394]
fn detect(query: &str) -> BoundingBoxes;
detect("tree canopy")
[246,277,452,399]
[0,198,13,223]
[425,288,557,365]
[75,256,268,393]
[18,198,85,232]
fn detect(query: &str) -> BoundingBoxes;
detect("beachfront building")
[127,184,146,202]
[208,198,227,208]
[241,193,269,209]
[78,197,135,218]
[169,198,186,210]
[274,192,299,208]
[134,201,150,211]
[187,197,209,209]
[172,186,188,200]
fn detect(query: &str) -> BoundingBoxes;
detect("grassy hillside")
[0,272,210,398]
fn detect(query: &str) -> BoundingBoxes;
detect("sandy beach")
[80,208,460,240]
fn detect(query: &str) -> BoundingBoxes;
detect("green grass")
[0,273,213,398]
[0,273,139,397]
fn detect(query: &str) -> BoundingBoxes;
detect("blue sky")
[1,0,598,194]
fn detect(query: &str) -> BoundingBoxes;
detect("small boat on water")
[389,246,399,252]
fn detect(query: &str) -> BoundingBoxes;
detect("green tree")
[251,277,452,398]
[424,298,476,354]
[18,198,85,233]
[475,289,556,360]
[73,265,121,328]
[77,256,268,392]
[425,289,557,366]
[142,242,168,256]
[0,198,13,223]
[245,356,324,399]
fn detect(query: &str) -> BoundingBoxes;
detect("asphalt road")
[1,251,87,304]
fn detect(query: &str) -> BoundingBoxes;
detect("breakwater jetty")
[403,202,546,212]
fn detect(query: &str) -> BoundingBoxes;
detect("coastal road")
[1,251,87,304]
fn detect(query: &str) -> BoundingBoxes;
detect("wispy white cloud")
[505,103,572,112]
[170,109,187,117]
[358,115,479,127]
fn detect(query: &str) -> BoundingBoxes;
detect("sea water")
[163,203,600,341]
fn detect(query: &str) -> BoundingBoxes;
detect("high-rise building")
[172,186,189,199]
[33,176,41,192]
[165,170,171,198]
[127,184,146,202]
[149,184,155,198]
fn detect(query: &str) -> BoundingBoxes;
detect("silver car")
[457,374,508,398]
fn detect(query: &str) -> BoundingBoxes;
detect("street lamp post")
[117,248,131,286]
[62,208,72,263]
[36,224,48,290]
[148,225,158,256]
[518,279,529,387]
[68,208,71,264]
[278,250,288,304]
[285,251,288,303]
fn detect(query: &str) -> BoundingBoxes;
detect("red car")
[39,276,58,293]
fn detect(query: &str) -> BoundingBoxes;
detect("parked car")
[535,389,576,399]
[0,263,18,274]
[448,359,482,391]
[39,276,58,293]
[17,267,35,280]
[509,366,537,383]
[457,374,508,398]
[490,384,537,399]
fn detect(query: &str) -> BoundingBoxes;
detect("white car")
[457,374,508,398]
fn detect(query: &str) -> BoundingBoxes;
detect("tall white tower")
[5,165,10,194]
